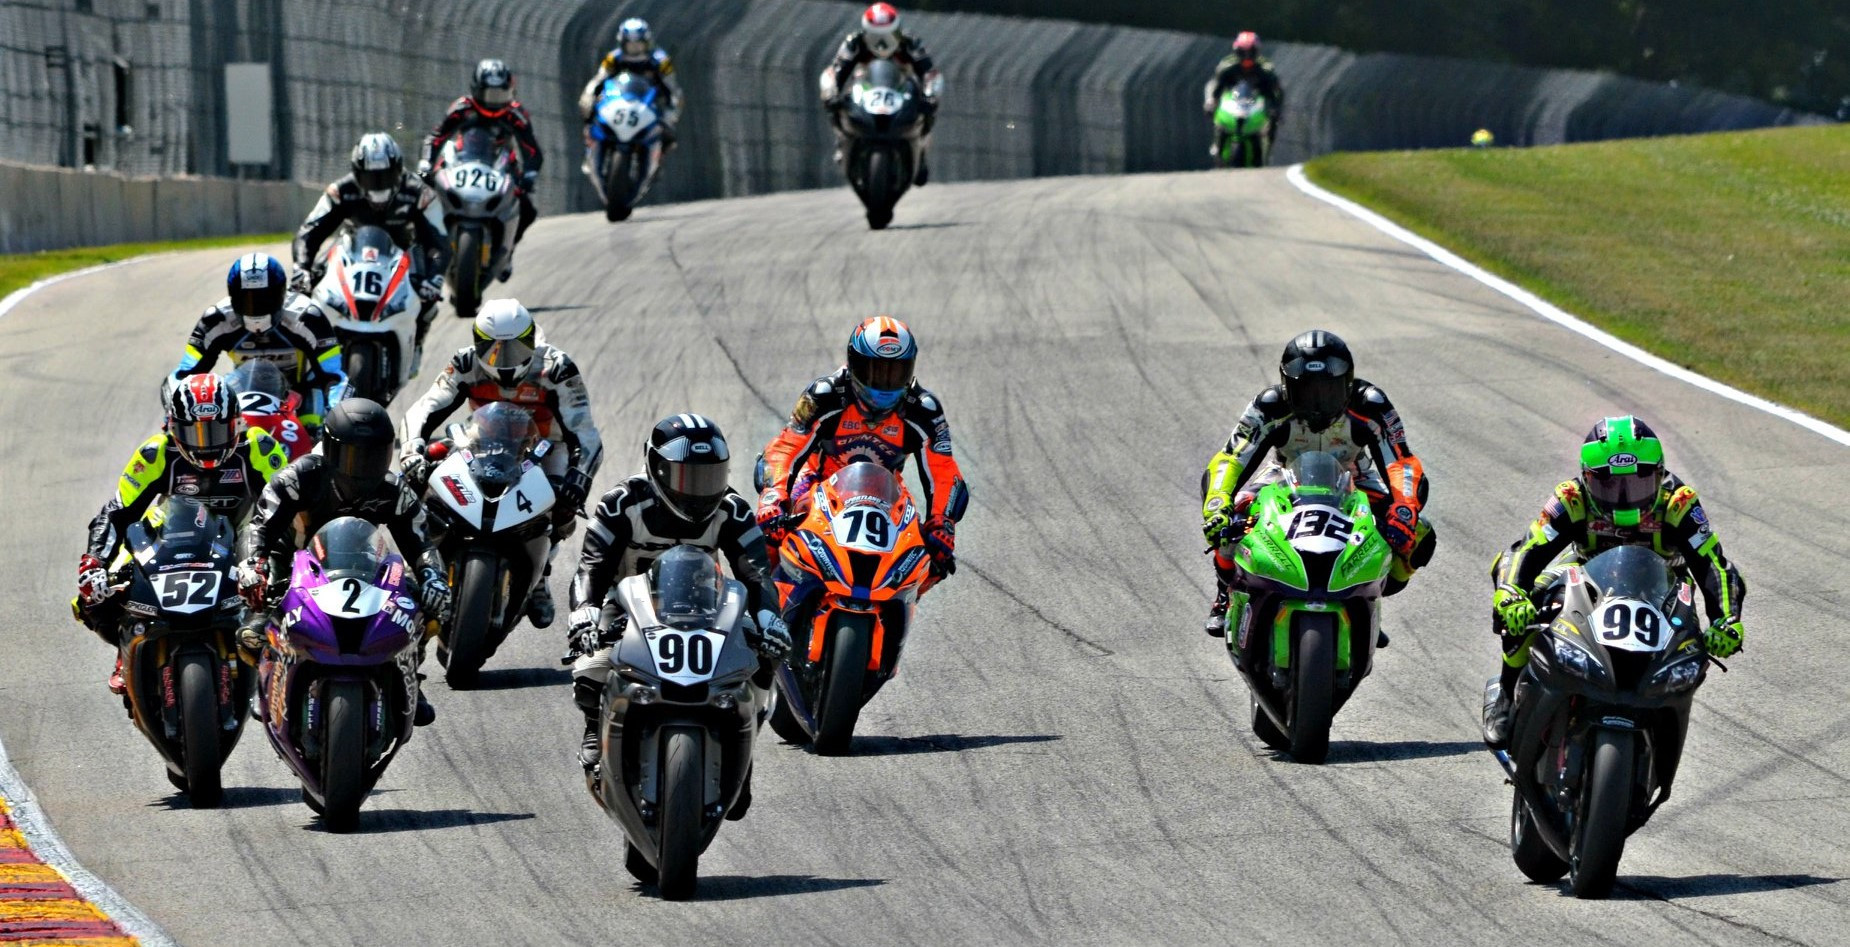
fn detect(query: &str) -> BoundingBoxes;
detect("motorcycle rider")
[758,316,967,600]
[238,398,449,726]
[821,3,943,186]
[1201,330,1437,638]
[565,414,792,812]
[1481,416,1747,748]
[577,17,683,162]
[421,59,543,270]
[1203,31,1284,158]
[293,133,450,362]
[174,253,348,429]
[75,373,290,693]
[400,299,602,629]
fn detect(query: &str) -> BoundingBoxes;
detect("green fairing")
[1236,473,1390,671]
[1214,86,1271,168]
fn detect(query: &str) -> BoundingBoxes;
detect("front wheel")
[863,148,895,231]
[605,151,634,222]
[813,613,873,756]
[1288,613,1336,764]
[1570,729,1635,898]
[1510,791,1568,882]
[443,549,499,689]
[655,727,704,900]
[451,229,483,319]
[177,652,222,808]
[320,680,368,833]
[343,339,386,404]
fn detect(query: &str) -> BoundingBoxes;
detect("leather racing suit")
[423,97,543,243]
[173,292,347,427]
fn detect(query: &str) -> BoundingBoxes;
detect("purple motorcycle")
[256,517,424,831]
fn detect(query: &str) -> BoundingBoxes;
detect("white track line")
[1286,163,1850,449]
[0,255,175,321]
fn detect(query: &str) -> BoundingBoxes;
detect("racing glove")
[567,606,603,659]
[1493,584,1536,635]
[1204,511,1248,548]
[925,516,957,575]
[416,158,433,178]
[76,554,111,605]
[750,609,792,662]
[1380,505,1420,559]
[415,274,444,303]
[1705,616,1744,658]
[757,491,790,545]
[520,171,539,195]
[238,556,271,610]
[289,269,313,294]
[558,468,594,514]
[418,567,452,623]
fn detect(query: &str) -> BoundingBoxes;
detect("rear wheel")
[605,152,634,222]
[1288,613,1336,764]
[451,229,482,319]
[320,680,368,833]
[813,614,873,756]
[177,652,222,808]
[1511,790,1569,882]
[443,549,498,689]
[655,727,703,900]
[1570,729,1635,898]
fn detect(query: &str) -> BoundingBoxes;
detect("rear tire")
[1511,790,1569,882]
[443,549,498,689]
[1250,694,1289,751]
[605,152,633,222]
[1570,729,1635,898]
[813,614,872,756]
[320,680,368,833]
[655,727,703,900]
[768,681,809,745]
[451,229,482,320]
[1288,613,1335,764]
[177,652,222,808]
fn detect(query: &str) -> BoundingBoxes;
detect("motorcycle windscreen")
[1288,450,1352,497]
[228,359,290,415]
[864,58,906,92]
[827,461,901,509]
[1582,545,1675,609]
[309,517,390,582]
[455,128,507,166]
[464,403,537,486]
[607,72,653,101]
[649,547,725,630]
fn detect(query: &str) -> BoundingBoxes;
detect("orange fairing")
[777,462,931,669]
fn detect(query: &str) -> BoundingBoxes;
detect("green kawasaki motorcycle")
[1213,80,1272,168]
[1219,451,1392,762]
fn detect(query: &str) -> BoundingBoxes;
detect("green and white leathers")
[1214,84,1271,168]
[1224,451,1391,763]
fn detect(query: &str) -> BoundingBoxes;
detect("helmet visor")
[354,165,398,194]
[658,459,730,519]
[174,417,235,465]
[1587,468,1659,511]
[1284,373,1349,424]
[475,336,535,376]
[230,281,286,319]
[848,350,914,392]
[478,85,514,108]
[331,439,394,485]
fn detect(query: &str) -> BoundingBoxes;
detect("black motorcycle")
[833,59,926,231]
[1495,545,1715,898]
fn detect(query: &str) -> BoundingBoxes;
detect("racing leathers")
[76,429,289,641]
[294,172,450,286]
[577,47,682,146]
[422,97,543,244]
[821,30,943,182]
[1204,54,1284,143]
[1202,380,1437,634]
[173,293,346,428]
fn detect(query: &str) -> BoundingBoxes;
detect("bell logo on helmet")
[1305,360,1325,371]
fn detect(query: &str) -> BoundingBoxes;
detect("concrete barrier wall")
[0,161,320,254]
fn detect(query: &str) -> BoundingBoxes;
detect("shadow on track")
[524,304,593,315]
[315,808,537,834]
[1320,739,1483,764]
[668,874,888,901]
[466,666,571,690]
[847,734,1062,756]
[1612,874,1843,901]
[149,785,302,810]
[882,222,966,232]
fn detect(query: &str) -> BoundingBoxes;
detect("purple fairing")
[274,548,420,664]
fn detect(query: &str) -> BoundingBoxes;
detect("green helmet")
[1580,416,1665,527]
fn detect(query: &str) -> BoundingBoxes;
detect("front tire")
[177,652,222,808]
[1510,791,1569,882]
[655,727,704,900]
[320,680,368,833]
[1288,613,1336,764]
[451,229,483,320]
[605,151,633,222]
[443,549,499,689]
[863,149,894,230]
[813,613,873,756]
[1570,729,1635,898]
[344,339,386,404]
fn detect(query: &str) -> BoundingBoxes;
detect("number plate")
[1594,600,1672,652]
[309,577,389,619]
[832,506,897,552]
[155,569,224,614]
[1284,505,1356,554]
[645,629,727,686]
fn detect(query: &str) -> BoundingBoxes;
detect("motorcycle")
[412,403,556,688]
[768,462,934,754]
[256,517,424,832]
[228,359,314,460]
[1213,79,1272,168]
[587,72,667,222]
[1494,544,1713,898]
[590,545,763,901]
[831,59,927,231]
[108,497,251,808]
[310,224,421,405]
[431,127,521,320]
[1220,451,1392,763]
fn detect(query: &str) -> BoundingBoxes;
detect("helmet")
[472,58,515,115]
[861,3,902,58]
[647,545,725,630]
[617,18,653,60]
[165,373,240,469]
[225,253,287,331]
[646,413,731,524]
[321,398,396,502]
[1580,416,1665,527]
[472,299,538,386]
[846,315,916,418]
[350,132,402,207]
[1233,31,1262,64]
[1279,329,1354,430]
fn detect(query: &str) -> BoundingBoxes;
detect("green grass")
[0,233,290,302]
[1304,126,1850,427]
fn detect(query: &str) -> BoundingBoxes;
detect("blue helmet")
[617,18,653,59]
[846,315,917,417]
[226,252,287,331]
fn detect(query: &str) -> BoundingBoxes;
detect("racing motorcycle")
[256,518,424,832]
[1213,79,1272,169]
[310,224,420,405]
[1219,451,1392,763]
[1494,545,1714,898]
[431,128,521,320]
[410,403,556,688]
[228,360,314,460]
[832,59,927,230]
[768,462,934,754]
[590,546,763,901]
[587,72,668,222]
[108,497,251,808]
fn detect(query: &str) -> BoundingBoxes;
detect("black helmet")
[646,413,731,523]
[322,398,396,501]
[1279,329,1354,430]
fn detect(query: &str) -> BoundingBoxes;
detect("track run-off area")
[1,169,1847,944]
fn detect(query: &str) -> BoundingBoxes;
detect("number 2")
[341,578,363,613]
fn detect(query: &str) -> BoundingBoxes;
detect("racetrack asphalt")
[1,169,1847,945]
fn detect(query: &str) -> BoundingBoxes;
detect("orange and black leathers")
[761,369,967,526]
[423,97,543,240]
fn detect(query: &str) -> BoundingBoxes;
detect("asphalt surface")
[2,170,1847,945]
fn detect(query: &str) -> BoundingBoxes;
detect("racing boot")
[527,580,556,628]
[108,656,127,696]
[1482,676,1513,749]
[914,152,930,187]
[575,677,603,775]
[579,715,601,775]
[1203,585,1229,637]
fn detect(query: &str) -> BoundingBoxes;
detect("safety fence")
[0,161,318,253]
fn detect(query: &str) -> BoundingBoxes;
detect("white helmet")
[350,132,402,208]
[861,3,901,59]
[472,299,538,386]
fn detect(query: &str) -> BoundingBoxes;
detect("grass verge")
[0,233,290,302]
[1303,125,1850,428]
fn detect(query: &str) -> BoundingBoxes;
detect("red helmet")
[862,3,902,58]
[1233,31,1261,64]
[165,373,239,469]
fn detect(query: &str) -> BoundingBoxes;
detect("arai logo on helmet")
[192,402,221,418]
[874,340,905,357]
[1608,453,1638,467]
